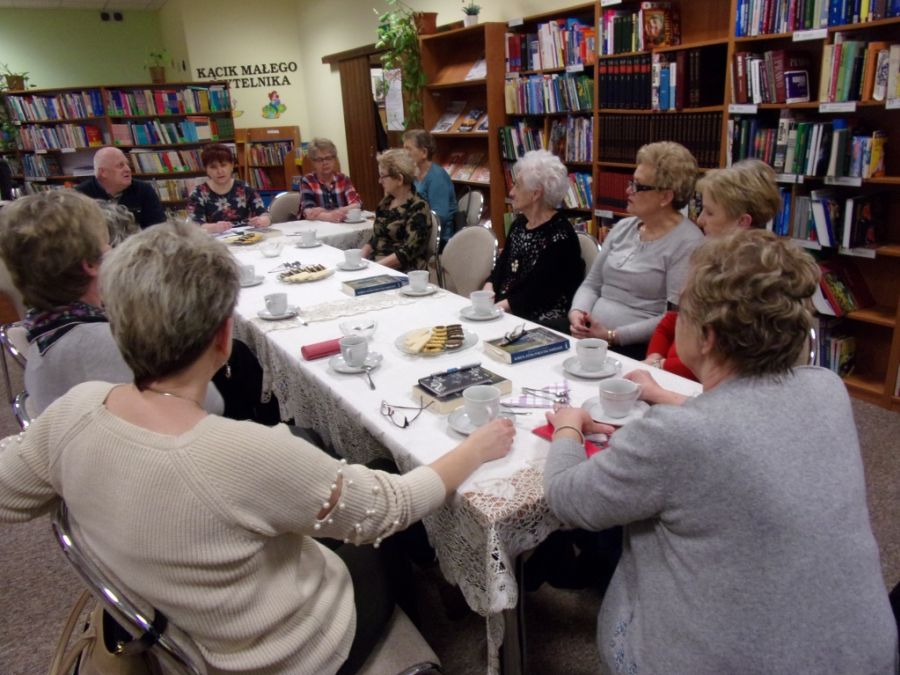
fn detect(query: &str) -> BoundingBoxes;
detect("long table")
[254,216,374,250]
[229,242,702,673]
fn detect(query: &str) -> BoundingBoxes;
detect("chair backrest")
[439,225,497,297]
[1,321,28,406]
[577,232,600,278]
[51,502,208,675]
[13,391,31,430]
[268,191,301,224]
[457,190,485,227]
[425,211,444,286]
[0,258,25,320]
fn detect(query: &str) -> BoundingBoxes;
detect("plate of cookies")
[395,324,478,356]
[278,263,334,283]
[223,232,264,246]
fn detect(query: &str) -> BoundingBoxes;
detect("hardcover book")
[341,274,408,297]
[411,366,512,413]
[431,100,466,133]
[483,326,570,364]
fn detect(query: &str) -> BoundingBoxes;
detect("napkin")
[301,338,341,361]
[532,422,606,458]
[501,382,571,409]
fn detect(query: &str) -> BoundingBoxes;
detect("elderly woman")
[0,191,221,416]
[360,149,431,272]
[0,221,515,675]
[299,137,361,222]
[641,159,782,385]
[485,150,583,330]
[186,143,270,234]
[569,141,703,357]
[403,129,458,246]
[97,201,139,247]
[544,229,899,672]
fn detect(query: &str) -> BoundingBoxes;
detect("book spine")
[509,340,570,364]
[348,282,403,296]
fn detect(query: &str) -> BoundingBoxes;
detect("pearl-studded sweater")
[0,381,446,675]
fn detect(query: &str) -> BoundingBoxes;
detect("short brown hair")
[402,129,436,159]
[697,159,781,228]
[200,143,235,167]
[679,229,819,377]
[0,191,107,310]
[635,141,698,209]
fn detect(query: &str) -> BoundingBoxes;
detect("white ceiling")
[0,0,167,9]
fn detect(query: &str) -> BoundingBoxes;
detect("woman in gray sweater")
[545,230,898,673]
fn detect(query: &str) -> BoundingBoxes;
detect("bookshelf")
[1,81,234,206]
[234,125,301,196]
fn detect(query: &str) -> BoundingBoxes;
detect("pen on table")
[444,362,480,374]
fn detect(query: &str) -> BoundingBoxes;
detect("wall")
[0,9,163,88]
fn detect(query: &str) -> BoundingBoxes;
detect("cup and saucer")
[581,396,649,425]
[343,216,368,224]
[459,305,503,321]
[563,356,619,379]
[240,275,265,288]
[257,306,298,321]
[258,292,297,321]
[401,284,437,297]
[329,352,383,374]
[337,260,369,271]
[448,408,516,435]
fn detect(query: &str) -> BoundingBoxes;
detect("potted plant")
[462,1,481,27]
[145,50,171,84]
[375,0,432,128]
[0,64,30,92]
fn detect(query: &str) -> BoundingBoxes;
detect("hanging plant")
[374,0,427,128]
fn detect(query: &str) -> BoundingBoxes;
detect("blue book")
[484,326,570,364]
[659,66,671,110]
[341,274,408,297]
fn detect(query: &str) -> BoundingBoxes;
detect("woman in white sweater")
[0,221,515,674]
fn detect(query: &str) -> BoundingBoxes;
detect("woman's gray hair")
[402,129,436,159]
[99,220,239,387]
[377,148,417,186]
[307,137,338,161]
[97,201,139,247]
[514,150,569,208]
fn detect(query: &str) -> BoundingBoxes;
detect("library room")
[0,1,898,674]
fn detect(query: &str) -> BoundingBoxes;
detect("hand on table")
[624,369,688,406]
[203,221,232,234]
[545,406,615,438]
[466,417,516,463]
[249,214,271,228]
[569,310,608,340]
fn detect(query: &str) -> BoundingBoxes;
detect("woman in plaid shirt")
[299,138,361,222]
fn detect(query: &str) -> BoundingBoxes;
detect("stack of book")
[597,54,652,110]
[812,317,856,377]
[731,49,813,104]
[601,1,680,55]
[128,148,206,174]
[248,141,292,166]
[563,173,593,209]
[504,73,593,115]
[498,120,545,161]
[819,37,899,103]
[735,0,900,37]
[17,124,104,151]
[600,113,722,167]
[4,90,104,122]
[549,116,593,163]
[152,176,205,202]
[505,18,596,72]
[412,365,512,413]
[483,326,570,364]
[652,45,728,110]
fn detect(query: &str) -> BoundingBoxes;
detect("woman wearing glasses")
[568,141,703,357]
[299,137,362,222]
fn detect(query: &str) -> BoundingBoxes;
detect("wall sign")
[195,62,298,89]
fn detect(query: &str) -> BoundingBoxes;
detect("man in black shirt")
[75,147,166,229]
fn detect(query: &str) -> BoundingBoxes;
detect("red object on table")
[532,423,606,457]
[301,338,341,361]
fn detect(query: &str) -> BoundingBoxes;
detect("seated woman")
[485,150,583,331]
[545,229,898,673]
[186,143,270,234]
[0,221,515,675]
[299,137,361,222]
[403,129,458,247]
[361,149,430,272]
[569,141,703,358]
[0,191,222,416]
[637,159,783,397]
[97,201,139,247]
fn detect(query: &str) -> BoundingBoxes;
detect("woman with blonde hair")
[546,229,898,673]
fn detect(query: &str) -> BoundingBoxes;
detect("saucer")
[343,217,368,224]
[295,241,323,249]
[448,409,516,435]
[328,352,383,374]
[337,260,369,271]
[240,275,265,288]
[400,284,438,297]
[257,306,298,321]
[581,396,650,426]
[563,356,619,379]
[459,305,503,321]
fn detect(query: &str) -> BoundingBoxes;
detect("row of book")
[504,18,597,73]
[653,46,728,110]
[22,154,63,178]
[814,258,874,319]
[814,318,856,376]
[442,152,490,183]
[599,112,722,167]
[498,120,544,160]
[504,73,593,115]
[596,170,632,210]
[247,141,292,167]
[105,86,232,116]
[430,101,489,133]
[771,188,885,249]
[735,0,900,37]
[110,116,234,147]
[821,38,899,103]
[152,176,205,202]
[601,2,680,55]
[598,55,652,110]
[128,148,209,174]
[550,116,593,163]
[732,49,813,104]
[16,123,104,151]
[247,168,276,190]
[562,171,593,209]
[4,90,104,122]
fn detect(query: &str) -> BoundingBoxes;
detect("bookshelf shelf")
[234,126,301,194]
[14,116,106,125]
[653,37,730,53]
[453,179,491,187]
[827,16,900,33]
[432,131,490,138]
[425,79,487,91]
[108,111,233,120]
[846,306,896,328]
[733,31,794,43]
[133,171,204,179]
[844,373,885,400]
[597,50,650,60]
[598,105,725,114]
[874,244,900,257]
[515,64,595,76]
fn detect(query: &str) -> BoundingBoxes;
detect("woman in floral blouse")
[361,149,430,272]
[187,143,270,234]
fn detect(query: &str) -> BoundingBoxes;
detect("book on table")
[412,365,512,413]
[341,274,408,297]
[483,326,570,364]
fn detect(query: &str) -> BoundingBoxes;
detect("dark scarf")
[24,301,108,355]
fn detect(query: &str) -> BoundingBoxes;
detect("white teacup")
[346,207,362,222]
[260,240,283,258]
[469,290,495,317]
[463,384,501,427]
[598,378,641,419]
[408,270,429,292]
[344,248,363,267]
[300,229,318,246]
[576,338,609,371]
[264,292,288,316]
[238,263,256,285]
[339,335,368,368]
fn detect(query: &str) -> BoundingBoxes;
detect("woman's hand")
[249,214,271,228]
[568,309,592,338]
[464,417,516,463]
[202,221,232,234]
[546,406,615,437]
[624,369,688,406]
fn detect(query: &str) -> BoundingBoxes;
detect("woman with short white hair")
[484,149,584,330]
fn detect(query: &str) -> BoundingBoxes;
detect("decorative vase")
[4,75,25,91]
[414,11,438,35]
[463,14,479,27]
[148,66,166,84]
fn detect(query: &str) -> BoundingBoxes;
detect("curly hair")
[514,149,569,208]
[635,141,698,209]
[377,148,417,186]
[679,229,819,377]
[697,159,781,228]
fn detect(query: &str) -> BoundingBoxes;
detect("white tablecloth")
[229,242,702,672]
[268,217,374,250]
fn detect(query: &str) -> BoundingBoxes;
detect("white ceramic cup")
[576,338,609,371]
[469,290,495,317]
[260,240,283,258]
[238,263,256,285]
[339,335,369,368]
[346,207,362,222]
[408,270,429,292]
[598,378,641,418]
[344,248,363,267]
[300,229,318,246]
[463,384,501,427]
[264,292,288,316]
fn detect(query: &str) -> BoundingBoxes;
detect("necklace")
[145,387,204,410]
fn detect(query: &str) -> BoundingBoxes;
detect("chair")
[576,232,600,278]
[51,501,207,675]
[456,190,485,228]
[268,191,301,224]
[0,321,27,405]
[13,390,32,429]
[0,257,25,321]
[439,225,498,297]
[426,210,444,287]
[356,606,442,675]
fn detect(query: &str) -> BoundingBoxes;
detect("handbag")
[49,590,162,675]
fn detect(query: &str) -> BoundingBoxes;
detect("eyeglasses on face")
[627,179,659,193]
[378,174,393,182]
[380,399,433,428]
[313,155,336,163]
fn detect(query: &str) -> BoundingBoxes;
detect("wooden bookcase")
[234,125,301,194]
[1,81,234,208]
